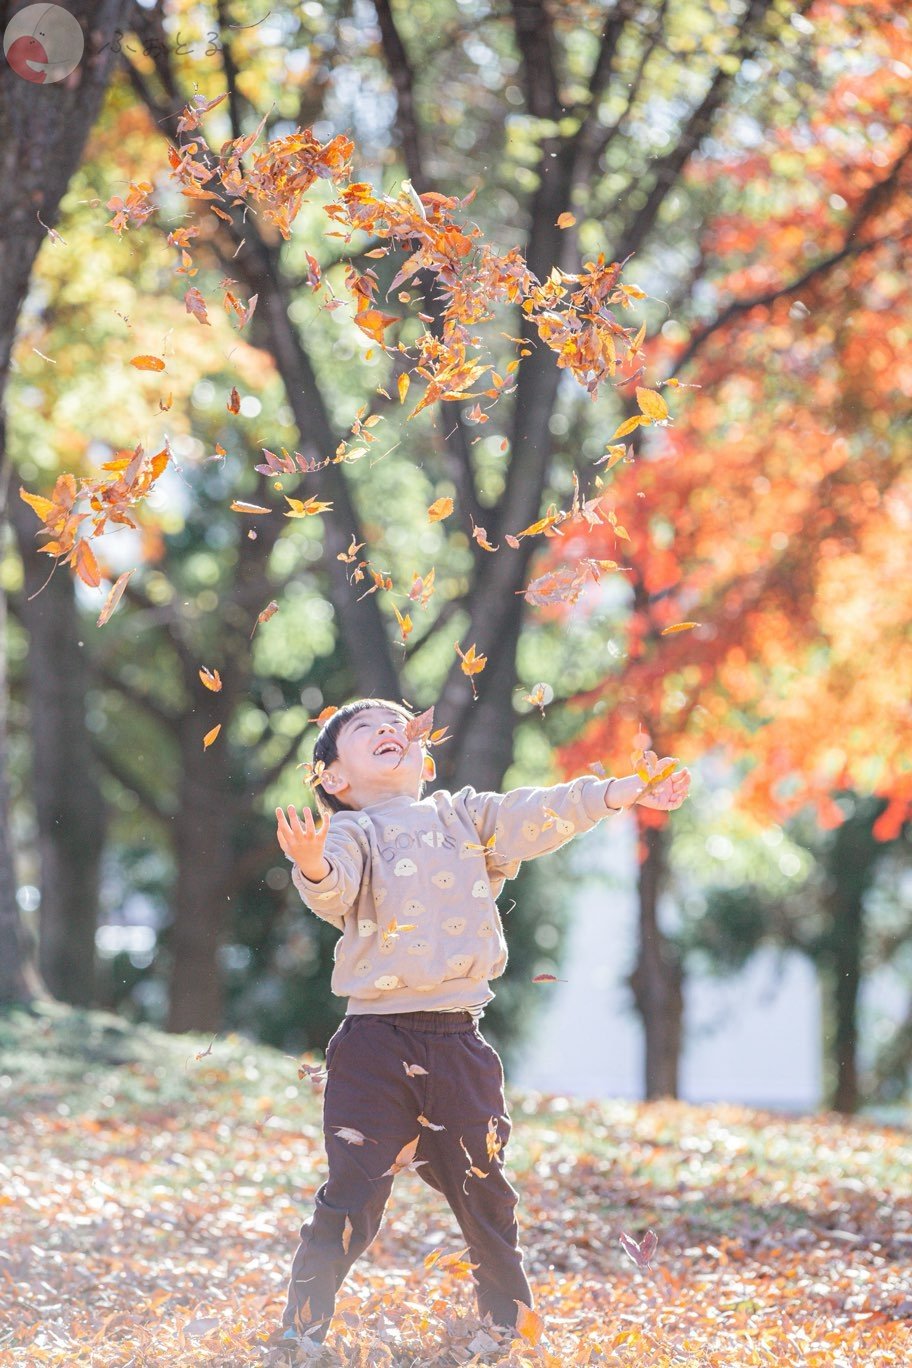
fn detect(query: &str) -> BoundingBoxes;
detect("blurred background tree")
[1,0,908,1104]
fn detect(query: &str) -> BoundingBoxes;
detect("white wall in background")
[512,813,823,1111]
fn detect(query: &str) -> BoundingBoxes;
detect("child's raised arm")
[276,805,366,929]
[457,761,689,876]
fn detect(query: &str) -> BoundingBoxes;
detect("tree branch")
[90,734,174,824]
[670,227,912,378]
[122,49,403,701]
[370,0,486,538]
[615,0,774,260]
[87,659,181,737]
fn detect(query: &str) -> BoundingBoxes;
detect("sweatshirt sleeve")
[455,775,620,876]
[287,817,366,930]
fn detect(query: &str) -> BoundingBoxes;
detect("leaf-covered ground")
[1,1004,910,1367]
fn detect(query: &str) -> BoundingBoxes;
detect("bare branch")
[671,228,912,378]
[90,734,174,825]
[615,0,775,260]
[87,659,181,737]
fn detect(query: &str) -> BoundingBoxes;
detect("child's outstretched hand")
[635,751,691,811]
[275,804,331,880]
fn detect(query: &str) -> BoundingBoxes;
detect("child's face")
[322,707,427,809]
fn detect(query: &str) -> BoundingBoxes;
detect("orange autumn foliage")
[549,0,911,841]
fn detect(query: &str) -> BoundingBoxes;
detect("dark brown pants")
[281,1009,534,1341]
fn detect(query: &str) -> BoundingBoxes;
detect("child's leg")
[281,1013,437,1340]
[392,1013,535,1333]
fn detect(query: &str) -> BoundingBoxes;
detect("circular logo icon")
[4,4,84,84]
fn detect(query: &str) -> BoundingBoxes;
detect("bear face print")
[402,899,426,918]
[358,918,378,938]
[375,888,388,906]
[458,840,477,861]
[445,952,474,976]
[373,974,400,991]
[431,870,455,890]
[476,920,494,938]
[383,824,404,843]
[441,915,467,936]
[393,857,417,878]
[354,957,373,976]
[471,878,490,899]
[522,820,540,843]
[553,816,576,837]
[356,814,373,829]
[406,939,432,956]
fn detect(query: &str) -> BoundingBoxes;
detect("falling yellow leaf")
[398,372,410,403]
[454,641,487,677]
[611,414,646,440]
[203,724,221,750]
[595,444,627,472]
[660,621,701,634]
[130,354,166,371]
[230,500,272,515]
[283,495,334,517]
[556,211,576,228]
[427,496,454,522]
[635,387,669,421]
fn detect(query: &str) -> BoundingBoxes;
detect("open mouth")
[374,740,404,758]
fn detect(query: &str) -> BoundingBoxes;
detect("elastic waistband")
[351,1009,476,1034]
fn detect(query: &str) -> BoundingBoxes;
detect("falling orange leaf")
[427,497,454,523]
[202,724,221,750]
[556,211,576,228]
[96,569,134,626]
[184,287,210,324]
[199,666,222,692]
[660,621,701,634]
[250,599,279,638]
[130,354,166,371]
[230,501,272,515]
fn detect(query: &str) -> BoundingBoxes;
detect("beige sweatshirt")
[287,775,621,1015]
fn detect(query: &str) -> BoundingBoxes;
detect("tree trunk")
[8,493,107,1004]
[828,889,861,1114]
[0,0,133,1005]
[628,818,683,1098]
[0,457,43,1002]
[166,684,235,1033]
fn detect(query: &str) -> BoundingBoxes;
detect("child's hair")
[311,697,420,817]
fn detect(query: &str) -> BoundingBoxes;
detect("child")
[274,696,690,1349]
